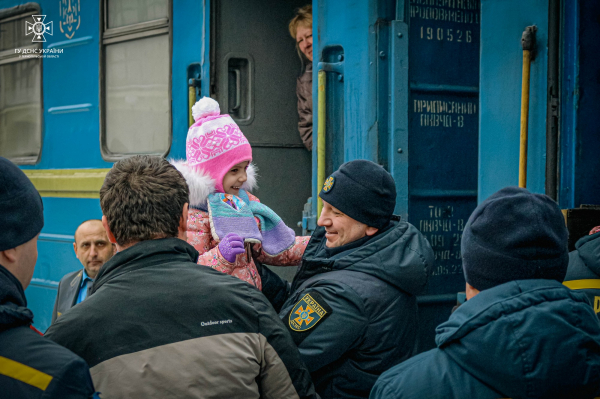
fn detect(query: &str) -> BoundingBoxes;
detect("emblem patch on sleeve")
[285,291,333,344]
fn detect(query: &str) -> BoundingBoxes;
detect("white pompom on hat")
[192,97,221,121]
[186,97,252,193]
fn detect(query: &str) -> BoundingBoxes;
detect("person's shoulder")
[45,298,96,345]
[371,349,451,398]
[0,326,94,397]
[58,269,82,285]
[289,277,367,316]
[2,325,89,375]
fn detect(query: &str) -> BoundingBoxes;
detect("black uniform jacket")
[371,279,600,399]
[564,231,600,318]
[262,217,434,399]
[0,265,95,398]
[46,238,317,399]
[51,269,82,324]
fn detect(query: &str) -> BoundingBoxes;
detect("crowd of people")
[2,95,600,398]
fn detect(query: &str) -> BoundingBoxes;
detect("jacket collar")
[0,264,33,331]
[292,217,399,291]
[303,216,398,264]
[91,238,199,294]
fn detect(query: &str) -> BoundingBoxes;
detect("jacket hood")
[575,232,600,275]
[436,279,600,398]
[304,218,433,295]
[169,159,258,208]
[0,265,33,331]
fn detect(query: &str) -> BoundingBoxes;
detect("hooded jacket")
[0,265,95,398]
[564,232,600,318]
[45,238,316,399]
[170,160,309,290]
[370,279,600,399]
[266,217,433,398]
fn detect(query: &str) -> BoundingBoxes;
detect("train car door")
[406,0,480,351]
[210,0,312,280]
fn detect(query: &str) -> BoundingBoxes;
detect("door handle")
[229,68,241,112]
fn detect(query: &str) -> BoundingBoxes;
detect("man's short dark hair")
[100,156,189,246]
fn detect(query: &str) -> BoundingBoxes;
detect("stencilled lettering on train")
[419,205,466,276]
[410,0,480,25]
[413,99,477,128]
[409,0,480,87]
[420,27,474,43]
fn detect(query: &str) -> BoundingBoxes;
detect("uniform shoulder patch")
[286,291,333,345]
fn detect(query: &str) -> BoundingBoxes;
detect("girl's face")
[222,161,249,195]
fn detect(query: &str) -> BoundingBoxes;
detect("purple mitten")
[218,233,245,263]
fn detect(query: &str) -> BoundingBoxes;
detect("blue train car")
[1,0,312,332]
[1,0,598,347]
[311,0,600,350]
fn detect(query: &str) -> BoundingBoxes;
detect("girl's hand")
[218,233,246,263]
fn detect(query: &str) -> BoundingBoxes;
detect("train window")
[107,0,168,29]
[0,11,43,164]
[101,0,171,160]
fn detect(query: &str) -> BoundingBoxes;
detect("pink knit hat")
[186,97,252,193]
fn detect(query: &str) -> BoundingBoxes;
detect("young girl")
[171,97,309,290]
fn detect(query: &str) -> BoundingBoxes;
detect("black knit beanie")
[462,186,568,291]
[0,157,44,251]
[318,160,396,229]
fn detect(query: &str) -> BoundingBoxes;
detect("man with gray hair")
[46,155,317,399]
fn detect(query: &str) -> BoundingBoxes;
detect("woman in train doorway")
[289,5,313,151]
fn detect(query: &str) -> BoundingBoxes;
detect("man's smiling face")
[317,200,378,248]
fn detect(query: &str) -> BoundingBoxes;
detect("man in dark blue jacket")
[260,160,434,399]
[564,226,600,319]
[371,187,600,399]
[0,157,96,399]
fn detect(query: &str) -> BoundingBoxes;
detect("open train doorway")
[210,0,312,281]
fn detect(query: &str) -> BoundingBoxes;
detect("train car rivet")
[397,148,403,153]
[379,51,386,58]
[397,32,403,38]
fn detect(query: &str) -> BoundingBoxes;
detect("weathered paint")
[479,0,548,200]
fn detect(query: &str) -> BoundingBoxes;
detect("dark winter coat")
[45,238,317,399]
[0,265,96,399]
[296,62,313,150]
[370,279,600,399]
[263,217,433,398]
[564,232,600,318]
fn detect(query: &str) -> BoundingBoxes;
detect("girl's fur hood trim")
[169,159,258,208]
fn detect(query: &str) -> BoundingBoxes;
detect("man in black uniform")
[564,225,600,318]
[260,160,434,399]
[0,157,96,398]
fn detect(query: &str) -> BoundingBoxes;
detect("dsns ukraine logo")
[25,15,53,43]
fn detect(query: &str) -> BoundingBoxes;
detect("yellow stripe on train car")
[0,356,53,391]
[22,169,110,199]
